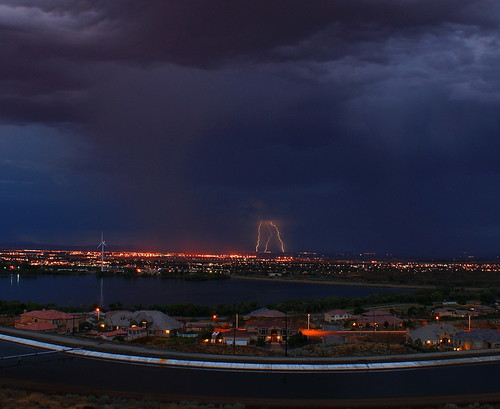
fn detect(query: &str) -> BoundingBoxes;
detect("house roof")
[244,308,286,318]
[105,310,134,327]
[362,310,391,316]
[105,310,183,330]
[128,326,147,332]
[21,309,76,320]
[453,329,500,342]
[218,329,252,339]
[245,319,298,331]
[245,318,284,328]
[15,321,58,331]
[357,315,403,325]
[325,309,350,316]
[134,310,183,331]
[102,329,127,337]
[408,324,458,342]
[471,306,497,312]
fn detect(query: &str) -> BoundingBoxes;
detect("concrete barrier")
[2,332,500,372]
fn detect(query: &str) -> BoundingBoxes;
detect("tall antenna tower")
[97,232,107,272]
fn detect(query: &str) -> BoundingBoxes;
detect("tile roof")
[134,310,183,331]
[15,321,58,331]
[453,329,500,342]
[362,310,391,316]
[244,308,286,318]
[219,329,252,339]
[408,324,458,342]
[245,319,298,331]
[128,326,147,332]
[104,310,134,327]
[357,315,403,325]
[104,310,183,330]
[22,309,76,320]
[325,309,350,316]
[101,329,127,337]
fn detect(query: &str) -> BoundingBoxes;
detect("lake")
[0,274,409,307]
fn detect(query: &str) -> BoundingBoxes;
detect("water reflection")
[8,274,20,287]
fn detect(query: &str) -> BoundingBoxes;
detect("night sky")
[2,1,500,257]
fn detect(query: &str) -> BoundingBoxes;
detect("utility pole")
[284,312,288,357]
[233,314,237,355]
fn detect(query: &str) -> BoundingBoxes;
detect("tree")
[255,337,266,347]
[287,332,308,348]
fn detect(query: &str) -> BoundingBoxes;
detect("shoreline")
[230,274,434,290]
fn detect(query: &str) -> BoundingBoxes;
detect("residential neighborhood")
[8,300,500,356]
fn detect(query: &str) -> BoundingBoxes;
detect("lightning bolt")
[256,220,286,253]
[255,221,262,252]
[264,224,273,252]
[270,221,285,253]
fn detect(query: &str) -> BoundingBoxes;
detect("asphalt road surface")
[1,340,500,406]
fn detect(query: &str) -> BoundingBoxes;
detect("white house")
[324,309,352,323]
[104,310,183,337]
[212,329,252,345]
[407,324,458,346]
[453,329,500,350]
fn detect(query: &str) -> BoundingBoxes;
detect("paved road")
[1,340,500,406]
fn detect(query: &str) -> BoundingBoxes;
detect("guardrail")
[2,333,500,373]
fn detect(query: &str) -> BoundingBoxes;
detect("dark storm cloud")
[2,1,500,254]
[2,0,499,125]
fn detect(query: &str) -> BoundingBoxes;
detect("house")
[104,310,134,330]
[433,308,478,318]
[212,329,252,345]
[244,308,286,319]
[104,310,183,336]
[100,329,128,341]
[133,310,183,336]
[125,326,148,340]
[184,320,216,332]
[324,309,352,323]
[16,309,79,334]
[100,327,148,341]
[245,318,298,343]
[407,324,458,346]
[15,321,57,332]
[353,310,403,329]
[469,306,497,315]
[452,330,500,350]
